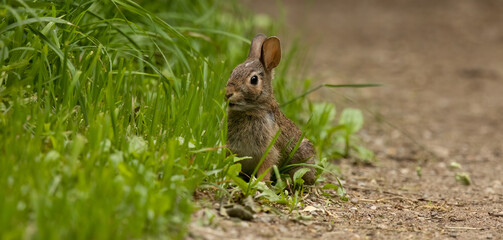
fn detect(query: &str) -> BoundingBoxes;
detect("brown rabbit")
[225,33,316,185]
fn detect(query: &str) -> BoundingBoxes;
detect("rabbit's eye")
[250,75,258,85]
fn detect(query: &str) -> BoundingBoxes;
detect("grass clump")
[0,0,252,238]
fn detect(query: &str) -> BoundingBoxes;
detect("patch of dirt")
[188,0,503,239]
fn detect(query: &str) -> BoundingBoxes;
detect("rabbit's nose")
[225,92,233,100]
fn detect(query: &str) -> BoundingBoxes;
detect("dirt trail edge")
[188,1,503,239]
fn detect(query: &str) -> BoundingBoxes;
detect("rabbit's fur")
[225,34,316,185]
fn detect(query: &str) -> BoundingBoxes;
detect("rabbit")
[225,33,316,185]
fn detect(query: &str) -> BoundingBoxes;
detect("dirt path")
[189,1,503,239]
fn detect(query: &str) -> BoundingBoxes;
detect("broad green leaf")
[339,108,364,134]
[292,168,309,186]
[227,163,241,177]
[455,172,471,185]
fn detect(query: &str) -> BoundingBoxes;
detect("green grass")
[1,0,251,238]
[0,0,371,239]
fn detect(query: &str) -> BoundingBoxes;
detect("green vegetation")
[0,0,371,239]
[449,162,471,185]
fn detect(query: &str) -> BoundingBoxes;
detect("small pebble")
[226,205,253,221]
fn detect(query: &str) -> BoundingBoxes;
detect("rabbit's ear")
[248,34,267,60]
[261,37,281,71]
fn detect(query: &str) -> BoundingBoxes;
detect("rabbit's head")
[225,34,281,112]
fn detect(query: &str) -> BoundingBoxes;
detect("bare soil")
[188,1,503,239]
